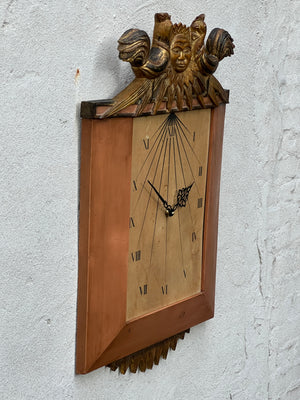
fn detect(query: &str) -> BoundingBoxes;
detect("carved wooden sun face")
[170,35,192,72]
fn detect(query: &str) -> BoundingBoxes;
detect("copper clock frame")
[76,102,225,374]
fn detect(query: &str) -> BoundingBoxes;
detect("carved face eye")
[172,47,181,55]
[171,46,191,57]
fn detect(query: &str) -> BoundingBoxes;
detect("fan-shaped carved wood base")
[107,329,190,374]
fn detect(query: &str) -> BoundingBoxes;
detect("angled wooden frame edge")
[202,104,225,310]
[86,291,213,372]
[76,119,93,373]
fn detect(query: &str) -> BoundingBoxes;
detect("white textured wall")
[1,1,299,399]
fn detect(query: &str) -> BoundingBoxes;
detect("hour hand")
[174,182,194,209]
[147,180,168,208]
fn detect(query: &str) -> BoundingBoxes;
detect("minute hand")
[147,180,168,208]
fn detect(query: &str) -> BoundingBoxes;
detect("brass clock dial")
[127,109,211,320]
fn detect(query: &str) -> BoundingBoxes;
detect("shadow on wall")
[93,36,135,98]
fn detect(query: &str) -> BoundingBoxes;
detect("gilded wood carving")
[76,12,235,375]
[103,13,234,118]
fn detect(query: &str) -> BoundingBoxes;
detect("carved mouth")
[176,63,187,71]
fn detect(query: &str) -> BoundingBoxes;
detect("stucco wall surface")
[0,1,299,399]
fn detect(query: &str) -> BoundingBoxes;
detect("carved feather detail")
[118,29,150,69]
[206,28,235,61]
[107,329,189,374]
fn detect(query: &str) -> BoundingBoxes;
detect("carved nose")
[178,52,185,60]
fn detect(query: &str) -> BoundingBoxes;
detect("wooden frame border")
[76,104,226,374]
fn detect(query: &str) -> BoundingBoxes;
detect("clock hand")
[147,180,176,217]
[147,180,168,208]
[147,180,194,217]
[174,182,194,209]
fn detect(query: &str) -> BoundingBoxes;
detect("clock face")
[126,109,211,320]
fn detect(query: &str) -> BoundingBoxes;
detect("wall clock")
[76,12,234,374]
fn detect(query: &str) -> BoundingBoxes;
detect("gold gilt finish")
[103,13,234,118]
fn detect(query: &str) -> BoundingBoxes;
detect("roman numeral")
[197,198,203,208]
[131,250,141,262]
[183,269,187,278]
[161,285,168,295]
[133,180,137,191]
[139,284,148,295]
[129,217,135,228]
[193,131,196,142]
[198,166,202,176]
[192,232,197,242]
[143,137,149,149]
